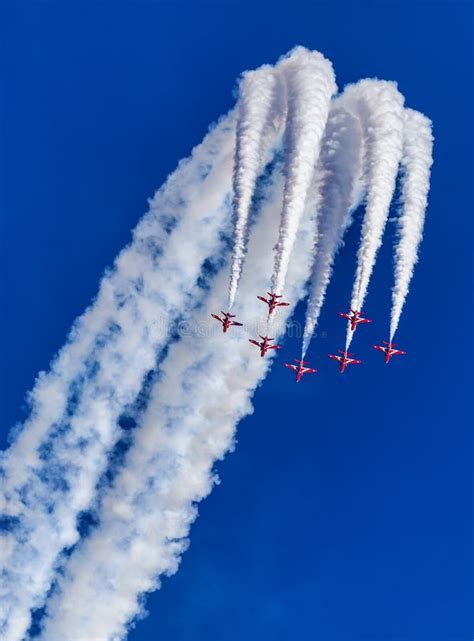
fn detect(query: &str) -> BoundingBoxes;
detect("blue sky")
[0,2,472,641]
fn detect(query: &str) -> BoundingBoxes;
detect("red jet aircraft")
[211,311,243,333]
[249,335,282,357]
[284,359,317,383]
[257,292,289,315]
[328,349,362,373]
[339,309,372,331]
[373,340,406,364]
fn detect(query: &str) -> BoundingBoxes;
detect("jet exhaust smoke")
[271,47,337,297]
[340,80,405,350]
[0,47,432,641]
[301,105,365,358]
[0,116,237,641]
[228,66,282,308]
[39,159,318,641]
[390,108,433,340]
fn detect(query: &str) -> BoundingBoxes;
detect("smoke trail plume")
[228,66,282,308]
[271,47,336,297]
[0,47,433,641]
[39,159,317,641]
[390,109,433,340]
[301,105,365,357]
[0,116,236,641]
[340,80,405,349]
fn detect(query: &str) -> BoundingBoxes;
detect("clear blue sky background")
[0,2,472,640]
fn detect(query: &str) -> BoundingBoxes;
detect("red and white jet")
[257,292,289,315]
[339,309,372,331]
[249,335,282,357]
[328,349,362,374]
[284,359,317,383]
[211,311,243,334]
[373,340,406,364]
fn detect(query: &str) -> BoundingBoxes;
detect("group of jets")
[212,293,406,383]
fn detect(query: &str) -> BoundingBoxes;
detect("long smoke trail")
[39,159,316,641]
[228,66,282,308]
[0,47,433,641]
[0,116,237,641]
[390,108,433,340]
[301,105,365,357]
[271,47,336,296]
[340,80,405,350]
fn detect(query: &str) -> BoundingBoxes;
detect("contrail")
[271,47,336,297]
[0,115,236,641]
[390,108,433,340]
[228,65,282,308]
[38,158,317,641]
[301,105,366,357]
[340,80,405,349]
[0,48,433,641]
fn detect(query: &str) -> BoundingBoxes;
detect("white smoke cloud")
[39,157,316,641]
[339,80,405,349]
[0,48,433,641]
[301,105,366,357]
[228,66,283,308]
[390,108,433,340]
[0,115,237,641]
[271,47,337,297]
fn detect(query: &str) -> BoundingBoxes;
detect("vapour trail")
[0,115,236,641]
[228,65,280,308]
[340,80,405,350]
[301,105,365,357]
[390,108,433,340]
[39,158,316,641]
[0,47,434,641]
[271,47,336,297]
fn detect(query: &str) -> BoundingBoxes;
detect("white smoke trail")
[39,158,317,641]
[340,80,405,349]
[301,105,366,357]
[390,108,433,340]
[271,47,336,297]
[228,66,282,308]
[0,115,237,641]
[0,47,433,641]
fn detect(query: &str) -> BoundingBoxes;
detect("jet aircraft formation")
[212,297,406,382]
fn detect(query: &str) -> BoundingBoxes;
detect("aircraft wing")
[285,364,298,371]
[211,314,222,323]
[303,367,317,374]
[328,354,340,362]
[257,296,269,304]
[348,358,362,365]
[249,339,260,347]
[393,349,406,356]
[231,321,243,327]
[268,344,282,350]
[373,344,386,353]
